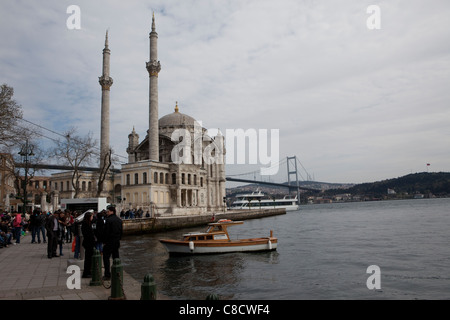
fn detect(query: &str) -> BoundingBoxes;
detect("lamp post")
[18,139,34,215]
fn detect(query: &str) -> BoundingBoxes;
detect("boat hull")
[160,238,277,255]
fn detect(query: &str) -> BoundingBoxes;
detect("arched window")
[154,172,158,184]
[135,173,139,185]
[143,172,147,184]
[172,173,176,185]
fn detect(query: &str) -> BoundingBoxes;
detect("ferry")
[159,220,277,255]
[229,189,299,211]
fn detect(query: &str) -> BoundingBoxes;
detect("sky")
[1,0,449,184]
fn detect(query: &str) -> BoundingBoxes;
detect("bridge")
[225,156,321,198]
[225,177,319,192]
[15,155,317,194]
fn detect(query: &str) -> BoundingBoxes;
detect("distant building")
[334,193,352,202]
[387,188,396,195]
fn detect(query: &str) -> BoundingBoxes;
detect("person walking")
[102,206,122,280]
[30,209,40,243]
[72,212,82,259]
[66,212,74,243]
[36,211,47,243]
[81,211,95,278]
[94,210,105,253]
[12,212,22,244]
[45,211,59,258]
[57,211,67,256]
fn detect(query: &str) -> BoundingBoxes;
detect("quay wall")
[122,208,286,235]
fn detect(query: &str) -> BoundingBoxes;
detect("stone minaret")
[99,30,113,169]
[146,13,161,161]
[127,126,139,163]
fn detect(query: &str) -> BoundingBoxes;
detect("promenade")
[0,234,149,300]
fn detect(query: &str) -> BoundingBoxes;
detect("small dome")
[159,102,198,128]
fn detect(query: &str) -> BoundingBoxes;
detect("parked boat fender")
[268,240,272,250]
[189,241,195,252]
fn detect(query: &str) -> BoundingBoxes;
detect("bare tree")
[52,127,98,198]
[0,84,24,148]
[96,147,121,198]
[4,138,45,213]
[96,147,112,197]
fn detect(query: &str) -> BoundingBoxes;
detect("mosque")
[0,14,226,215]
[103,14,226,216]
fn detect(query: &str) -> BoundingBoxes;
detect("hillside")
[226,172,450,204]
[323,172,450,198]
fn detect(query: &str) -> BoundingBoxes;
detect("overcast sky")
[1,0,449,184]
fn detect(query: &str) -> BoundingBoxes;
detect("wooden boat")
[159,220,277,255]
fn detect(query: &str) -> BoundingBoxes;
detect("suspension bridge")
[225,156,320,195]
[15,155,318,194]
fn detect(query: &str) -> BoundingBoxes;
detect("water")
[120,198,450,300]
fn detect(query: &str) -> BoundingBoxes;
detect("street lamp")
[18,139,34,215]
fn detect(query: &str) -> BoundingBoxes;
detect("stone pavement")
[0,233,153,300]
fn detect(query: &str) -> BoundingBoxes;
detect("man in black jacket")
[102,206,123,280]
[45,211,60,258]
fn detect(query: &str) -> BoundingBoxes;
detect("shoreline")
[121,208,286,236]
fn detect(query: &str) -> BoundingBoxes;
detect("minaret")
[99,30,113,169]
[146,13,161,161]
[127,126,139,163]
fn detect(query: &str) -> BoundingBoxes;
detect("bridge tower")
[287,156,300,204]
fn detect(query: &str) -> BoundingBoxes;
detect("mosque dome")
[159,102,199,129]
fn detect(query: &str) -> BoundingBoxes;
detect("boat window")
[206,235,213,240]
[188,237,196,241]
[214,234,228,240]
[198,236,205,240]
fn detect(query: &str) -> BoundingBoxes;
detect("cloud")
[1,0,449,183]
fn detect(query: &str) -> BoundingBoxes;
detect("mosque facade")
[118,15,226,216]
[45,15,226,216]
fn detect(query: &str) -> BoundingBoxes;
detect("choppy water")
[120,198,450,300]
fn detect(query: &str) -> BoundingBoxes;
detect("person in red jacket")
[12,212,22,244]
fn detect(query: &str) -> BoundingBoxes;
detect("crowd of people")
[119,208,152,219]
[0,206,123,281]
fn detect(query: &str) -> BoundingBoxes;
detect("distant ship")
[229,189,299,211]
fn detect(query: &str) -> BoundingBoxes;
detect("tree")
[0,84,23,148]
[96,147,112,197]
[51,127,98,198]
[3,138,45,213]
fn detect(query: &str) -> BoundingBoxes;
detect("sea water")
[120,198,450,300]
